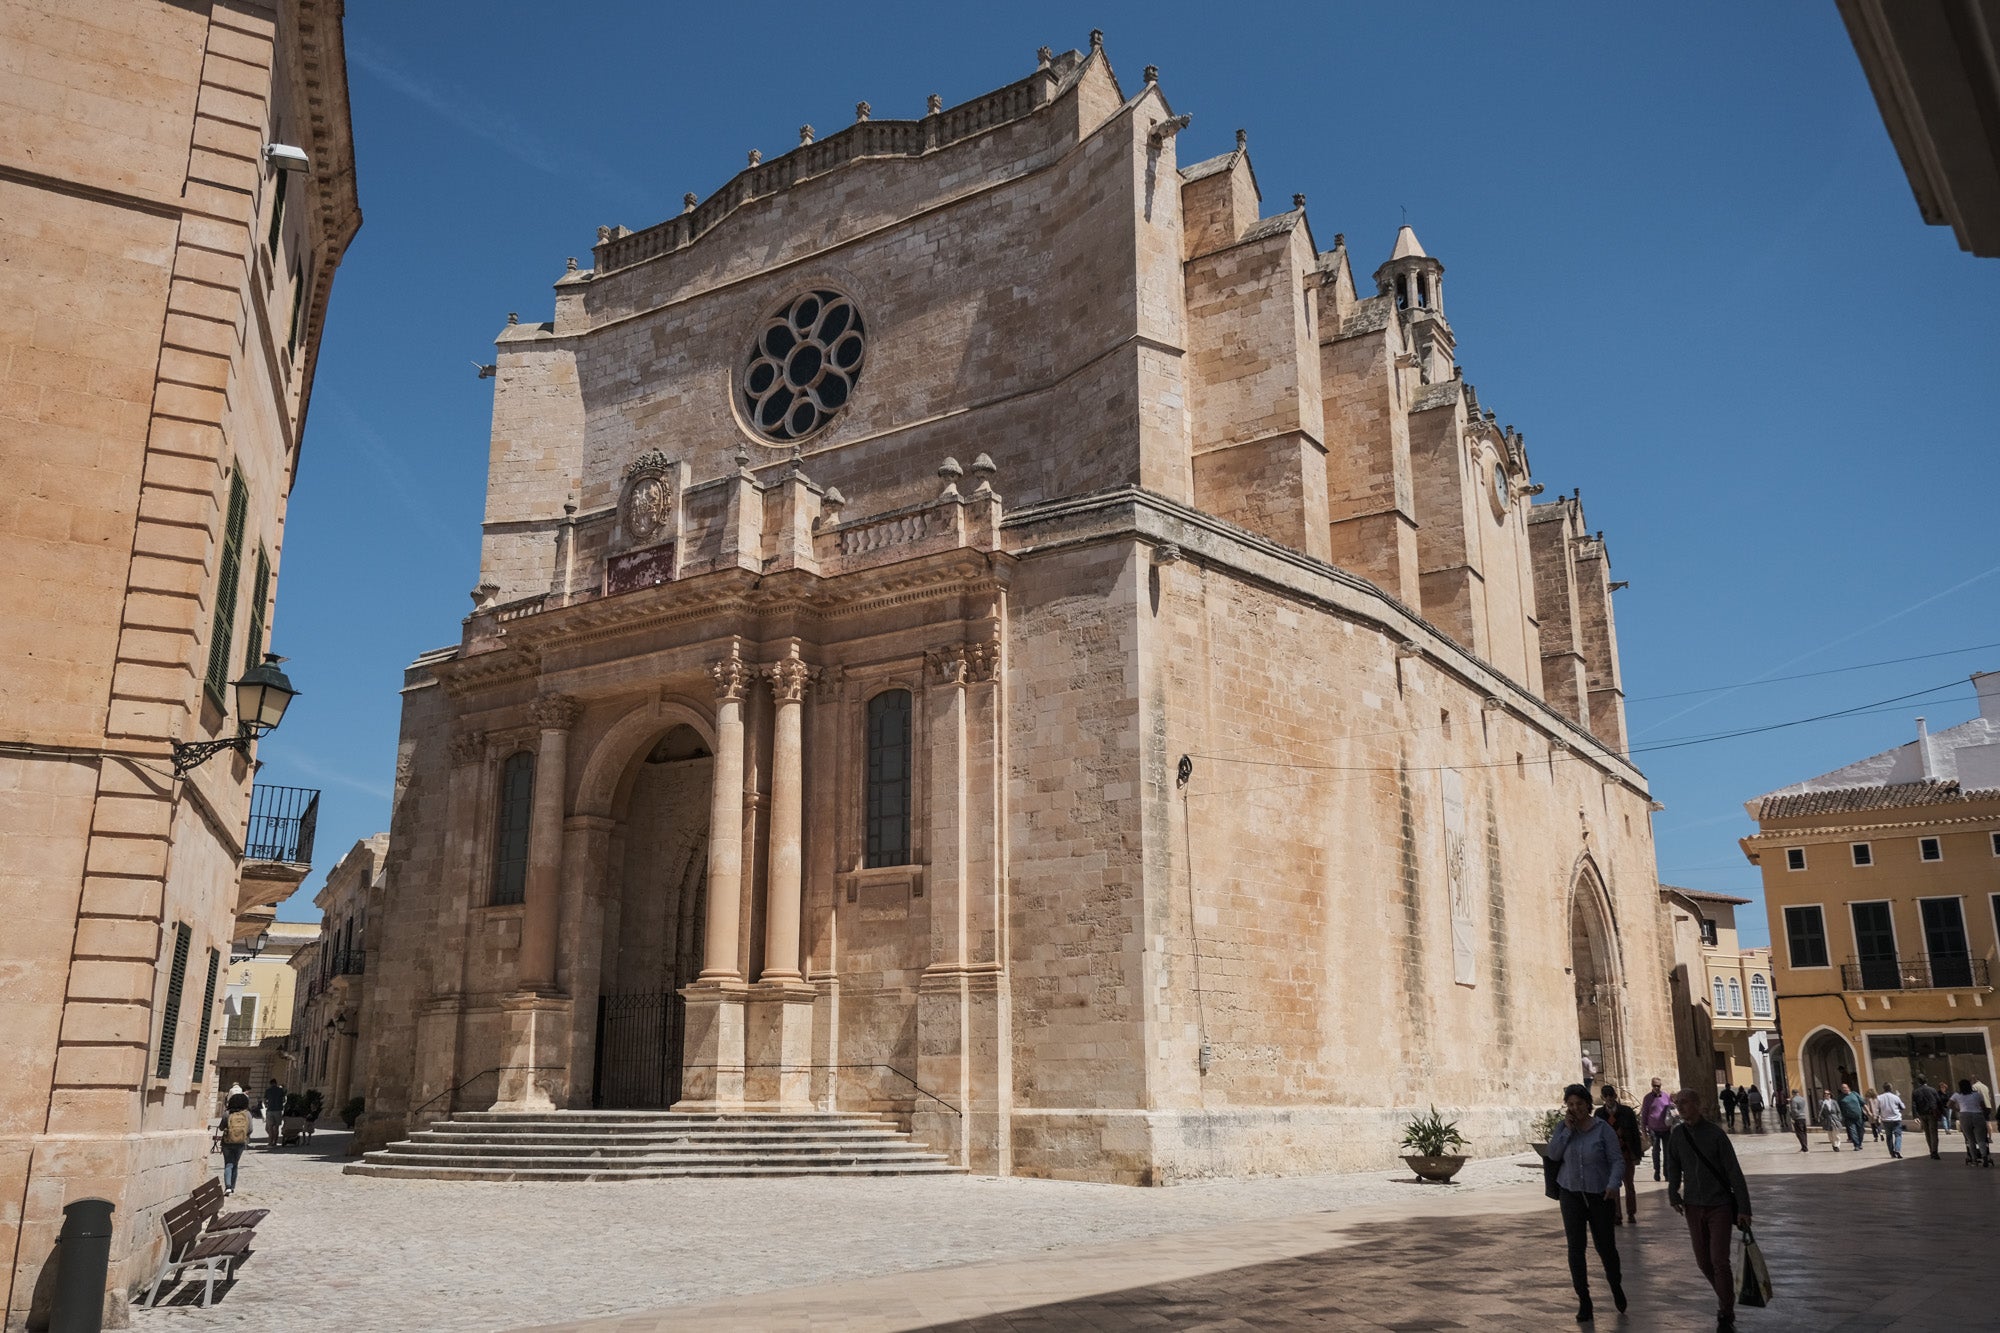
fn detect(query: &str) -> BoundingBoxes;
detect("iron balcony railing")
[1841,956,1990,991]
[305,951,364,1000]
[244,783,319,864]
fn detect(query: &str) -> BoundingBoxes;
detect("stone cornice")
[1003,486,1648,793]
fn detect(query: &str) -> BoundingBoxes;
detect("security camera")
[264,143,310,173]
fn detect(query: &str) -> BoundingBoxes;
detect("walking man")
[1547,1083,1627,1323]
[1913,1078,1944,1160]
[1640,1077,1672,1180]
[1789,1088,1810,1151]
[1838,1082,1867,1150]
[1597,1084,1644,1224]
[1875,1082,1906,1159]
[1666,1088,1754,1333]
[1719,1083,1737,1130]
[261,1078,286,1149]
[1581,1050,1598,1097]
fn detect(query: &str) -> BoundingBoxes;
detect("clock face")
[1488,457,1511,519]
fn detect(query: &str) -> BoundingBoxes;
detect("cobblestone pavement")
[133,1127,1995,1332]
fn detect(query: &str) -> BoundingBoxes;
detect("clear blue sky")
[262,2,2000,945]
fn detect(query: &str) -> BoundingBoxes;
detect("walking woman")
[217,1091,253,1194]
[1818,1088,1843,1151]
[1952,1079,1992,1166]
[1546,1083,1628,1322]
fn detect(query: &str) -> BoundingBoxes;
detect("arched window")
[1750,975,1770,1016]
[1712,977,1727,1013]
[492,751,535,905]
[865,690,912,868]
[1727,978,1742,1015]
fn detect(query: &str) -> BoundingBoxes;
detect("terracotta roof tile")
[1754,779,1970,821]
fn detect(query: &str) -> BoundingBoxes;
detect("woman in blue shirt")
[1545,1082,1628,1322]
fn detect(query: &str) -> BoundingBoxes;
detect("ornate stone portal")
[356,38,1675,1182]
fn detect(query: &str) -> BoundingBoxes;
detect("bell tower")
[1374,225,1454,384]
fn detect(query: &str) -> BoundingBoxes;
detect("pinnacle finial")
[1089,28,1104,50]
[1037,45,1053,67]
[683,192,698,212]
[1235,128,1248,152]
[799,124,814,145]
[1143,65,1158,84]
[596,225,611,243]
[855,100,871,121]
[748,149,762,166]
[565,256,577,272]
[1292,193,1306,210]
[506,312,519,325]
[927,93,943,115]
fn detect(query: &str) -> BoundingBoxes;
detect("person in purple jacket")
[1639,1077,1673,1179]
[1546,1082,1628,1323]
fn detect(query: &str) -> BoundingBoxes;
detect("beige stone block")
[136,483,216,528]
[145,417,224,463]
[168,247,246,297]
[51,1042,148,1088]
[161,311,237,359]
[65,960,157,1004]
[102,697,176,743]
[119,589,200,633]
[58,999,153,1045]
[201,21,273,69]
[130,516,210,562]
[176,212,249,256]
[151,381,227,425]
[165,277,239,326]
[84,835,170,880]
[192,82,263,130]
[199,50,269,100]
[77,876,163,919]
[89,794,172,840]
[190,112,262,159]
[124,552,204,597]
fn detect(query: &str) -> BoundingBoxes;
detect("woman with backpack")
[218,1091,253,1194]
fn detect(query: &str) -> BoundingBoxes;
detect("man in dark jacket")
[1719,1083,1737,1130]
[262,1078,287,1149]
[1838,1082,1867,1150]
[1667,1089,1754,1333]
[1912,1079,1944,1159]
[1597,1084,1645,1224]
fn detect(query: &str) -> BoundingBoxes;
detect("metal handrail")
[1841,956,1990,991]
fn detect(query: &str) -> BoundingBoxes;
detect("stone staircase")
[345,1109,962,1181]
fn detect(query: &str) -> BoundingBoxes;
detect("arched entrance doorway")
[1570,865,1626,1091]
[1800,1028,1858,1104]
[594,724,712,1107]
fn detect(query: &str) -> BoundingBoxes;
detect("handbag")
[1737,1228,1772,1307]
[1541,1149,1562,1201]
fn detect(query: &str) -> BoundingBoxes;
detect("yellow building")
[1744,675,2000,1103]
[1662,887,1776,1096]
[212,921,318,1100]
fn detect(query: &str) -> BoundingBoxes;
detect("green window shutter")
[243,547,270,671]
[204,471,249,704]
[266,168,287,255]
[288,269,307,352]
[191,947,221,1076]
[155,923,193,1080]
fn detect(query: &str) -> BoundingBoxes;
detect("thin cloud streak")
[347,41,626,194]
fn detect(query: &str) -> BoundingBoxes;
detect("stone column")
[698,649,752,982]
[760,647,813,984]
[916,644,971,1160]
[519,693,579,992]
[680,644,753,1109]
[747,643,815,1106]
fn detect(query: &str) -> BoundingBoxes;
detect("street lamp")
[171,653,299,776]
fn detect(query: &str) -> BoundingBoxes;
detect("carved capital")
[966,640,1001,683]
[530,694,581,732]
[765,656,816,705]
[446,730,486,767]
[928,644,970,687]
[710,649,754,702]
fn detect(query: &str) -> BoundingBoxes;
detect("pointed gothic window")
[864,690,912,868]
[492,752,535,905]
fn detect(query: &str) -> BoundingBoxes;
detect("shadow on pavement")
[913,1154,1995,1332]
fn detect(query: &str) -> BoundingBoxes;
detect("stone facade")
[210,919,317,1110]
[287,835,384,1123]
[0,2,357,1325]
[358,37,1673,1184]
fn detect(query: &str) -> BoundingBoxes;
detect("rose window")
[740,290,866,442]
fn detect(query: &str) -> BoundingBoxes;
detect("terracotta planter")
[1403,1153,1468,1182]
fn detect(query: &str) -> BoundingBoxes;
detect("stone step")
[350,1109,961,1181]
[345,1160,962,1181]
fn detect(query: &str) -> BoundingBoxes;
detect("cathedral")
[357,35,1674,1182]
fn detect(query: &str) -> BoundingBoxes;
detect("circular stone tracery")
[740,290,866,443]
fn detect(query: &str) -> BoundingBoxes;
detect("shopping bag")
[1736,1228,1772,1308]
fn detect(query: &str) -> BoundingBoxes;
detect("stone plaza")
[137,1127,1996,1331]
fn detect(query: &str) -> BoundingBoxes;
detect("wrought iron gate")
[592,990,685,1108]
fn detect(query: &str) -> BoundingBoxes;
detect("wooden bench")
[143,1178,265,1308]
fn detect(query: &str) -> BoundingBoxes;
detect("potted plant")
[280,1093,309,1144]
[340,1096,365,1130]
[1400,1104,1470,1182]
[1530,1106,1565,1157]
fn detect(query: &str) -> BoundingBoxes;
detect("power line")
[1628,641,2000,703]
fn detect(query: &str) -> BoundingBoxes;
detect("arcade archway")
[1570,863,1627,1092]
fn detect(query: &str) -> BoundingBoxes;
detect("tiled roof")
[1753,779,1972,821]
[1661,884,1752,906]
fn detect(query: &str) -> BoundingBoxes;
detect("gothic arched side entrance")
[1800,1028,1858,1105]
[1569,861,1627,1092]
[594,724,712,1107]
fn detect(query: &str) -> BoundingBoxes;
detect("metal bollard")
[50,1198,115,1333]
